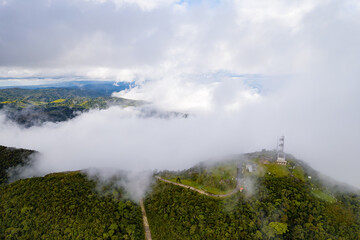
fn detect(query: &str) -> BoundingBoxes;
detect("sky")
[0,0,360,188]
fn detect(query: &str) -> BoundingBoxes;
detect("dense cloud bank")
[1,83,359,188]
[1,0,360,78]
[0,0,359,189]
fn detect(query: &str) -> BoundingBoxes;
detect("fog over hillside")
[0,0,359,188]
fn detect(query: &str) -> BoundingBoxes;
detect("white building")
[276,157,287,165]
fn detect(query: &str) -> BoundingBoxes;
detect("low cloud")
[85,168,154,202]
[0,0,359,194]
[0,72,359,189]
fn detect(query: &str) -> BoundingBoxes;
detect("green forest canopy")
[1,146,359,239]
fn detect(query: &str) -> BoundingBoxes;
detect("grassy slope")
[168,178,233,195]
[160,162,238,195]
[264,163,290,177]
[161,158,305,195]
[312,189,336,203]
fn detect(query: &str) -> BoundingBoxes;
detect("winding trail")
[139,176,240,238]
[140,200,152,240]
[155,176,240,198]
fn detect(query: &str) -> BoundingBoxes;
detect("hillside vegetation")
[151,152,360,239]
[0,172,144,240]
[146,176,360,239]
[0,88,140,127]
[1,147,359,239]
[0,145,35,185]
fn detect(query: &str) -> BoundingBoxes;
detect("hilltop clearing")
[151,151,360,239]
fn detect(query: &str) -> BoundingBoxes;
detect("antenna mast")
[276,136,286,165]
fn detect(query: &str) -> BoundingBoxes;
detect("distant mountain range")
[0,82,139,127]
[0,80,131,95]
[0,81,189,127]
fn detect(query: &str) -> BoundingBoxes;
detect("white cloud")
[86,0,178,11]
[0,0,360,189]
[2,0,357,78]
[115,77,218,113]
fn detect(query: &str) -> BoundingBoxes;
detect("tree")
[263,222,288,239]
[292,225,305,239]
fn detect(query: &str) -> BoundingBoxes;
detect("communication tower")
[276,136,287,165]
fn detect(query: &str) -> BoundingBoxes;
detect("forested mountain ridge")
[0,171,144,239]
[0,146,359,239]
[0,145,35,185]
[149,151,360,239]
[0,80,131,98]
[0,87,108,101]
[0,145,144,239]
[145,177,360,239]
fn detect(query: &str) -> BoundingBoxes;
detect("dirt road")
[155,176,239,198]
[140,200,152,240]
